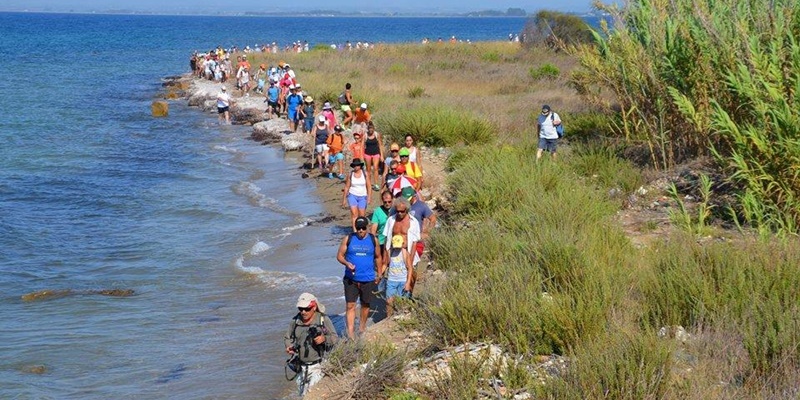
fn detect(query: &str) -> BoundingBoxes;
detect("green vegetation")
[377,106,495,148]
[528,63,560,80]
[573,0,800,233]
[522,10,595,49]
[239,33,800,397]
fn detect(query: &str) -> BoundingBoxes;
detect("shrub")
[569,144,644,194]
[529,63,560,80]
[377,106,495,147]
[481,51,501,62]
[388,62,407,74]
[407,86,425,99]
[544,332,674,399]
[522,10,595,49]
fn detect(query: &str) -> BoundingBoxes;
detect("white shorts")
[315,144,329,153]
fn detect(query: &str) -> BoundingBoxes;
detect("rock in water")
[151,101,169,117]
[21,289,72,302]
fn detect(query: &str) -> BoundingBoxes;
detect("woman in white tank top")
[341,158,372,231]
[404,134,421,166]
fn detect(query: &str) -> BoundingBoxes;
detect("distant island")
[5,8,604,18]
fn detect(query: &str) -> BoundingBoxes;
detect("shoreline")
[168,70,449,397]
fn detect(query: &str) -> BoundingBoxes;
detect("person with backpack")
[326,125,346,180]
[286,85,304,132]
[536,104,563,160]
[339,83,355,128]
[283,292,337,396]
[336,216,381,339]
[342,158,372,231]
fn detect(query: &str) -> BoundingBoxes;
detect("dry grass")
[242,42,582,145]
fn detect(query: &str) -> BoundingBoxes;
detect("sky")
[1,0,594,14]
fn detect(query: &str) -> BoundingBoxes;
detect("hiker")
[382,198,421,297]
[349,131,365,162]
[370,190,394,267]
[254,64,267,93]
[399,148,423,191]
[340,83,355,128]
[321,102,338,128]
[353,103,372,134]
[342,158,372,231]
[265,81,280,118]
[379,234,413,317]
[403,187,436,291]
[336,216,381,339]
[286,85,304,132]
[403,134,422,167]
[326,125,346,180]
[383,143,401,184]
[300,96,316,133]
[236,63,250,96]
[216,86,233,124]
[384,160,402,193]
[363,122,384,191]
[536,104,562,160]
[310,115,329,172]
[284,292,337,396]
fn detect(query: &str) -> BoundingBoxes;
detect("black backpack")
[338,92,348,105]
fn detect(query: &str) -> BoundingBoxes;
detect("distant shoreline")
[0,10,601,19]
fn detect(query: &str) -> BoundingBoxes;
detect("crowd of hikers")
[192,46,561,397]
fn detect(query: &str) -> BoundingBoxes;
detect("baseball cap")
[296,292,317,308]
[391,235,404,249]
[360,103,367,109]
[542,104,551,111]
[334,125,344,132]
[354,216,370,230]
[401,186,416,199]
[318,115,326,122]
[221,86,226,91]
[390,143,400,151]
[398,148,410,157]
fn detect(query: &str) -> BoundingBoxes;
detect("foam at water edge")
[249,241,271,256]
[281,218,312,232]
[234,256,308,288]
[213,145,240,154]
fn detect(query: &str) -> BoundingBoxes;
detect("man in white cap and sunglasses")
[284,292,337,396]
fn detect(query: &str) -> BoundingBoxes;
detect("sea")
[0,12,529,399]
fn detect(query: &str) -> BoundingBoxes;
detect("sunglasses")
[382,199,392,204]
[396,209,408,214]
[298,306,313,312]
[391,150,398,152]
[356,227,368,231]
[541,110,549,114]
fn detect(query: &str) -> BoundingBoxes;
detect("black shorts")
[343,277,376,305]
[267,100,278,110]
[217,106,229,114]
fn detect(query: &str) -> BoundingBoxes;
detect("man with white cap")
[216,86,233,124]
[284,292,337,396]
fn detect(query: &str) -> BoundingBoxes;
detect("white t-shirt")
[382,215,421,265]
[539,112,561,139]
[217,92,231,108]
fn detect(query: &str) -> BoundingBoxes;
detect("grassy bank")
[239,41,799,398]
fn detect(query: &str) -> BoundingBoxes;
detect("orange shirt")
[349,141,365,160]
[354,109,371,124]
[327,133,344,154]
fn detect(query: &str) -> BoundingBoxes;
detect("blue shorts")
[385,280,410,299]
[304,119,314,131]
[538,138,558,153]
[288,108,298,122]
[347,193,367,210]
[328,152,344,163]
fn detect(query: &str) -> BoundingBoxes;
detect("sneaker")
[338,174,346,180]
[328,173,334,179]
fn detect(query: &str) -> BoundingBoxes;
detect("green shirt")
[370,206,391,244]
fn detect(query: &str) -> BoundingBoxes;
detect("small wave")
[281,219,312,233]
[213,145,240,154]
[249,241,271,256]
[235,257,308,288]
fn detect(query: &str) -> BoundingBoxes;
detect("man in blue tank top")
[336,216,380,339]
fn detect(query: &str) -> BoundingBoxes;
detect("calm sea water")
[0,12,526,399]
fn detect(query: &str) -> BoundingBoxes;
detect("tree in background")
[521,10,594,50]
